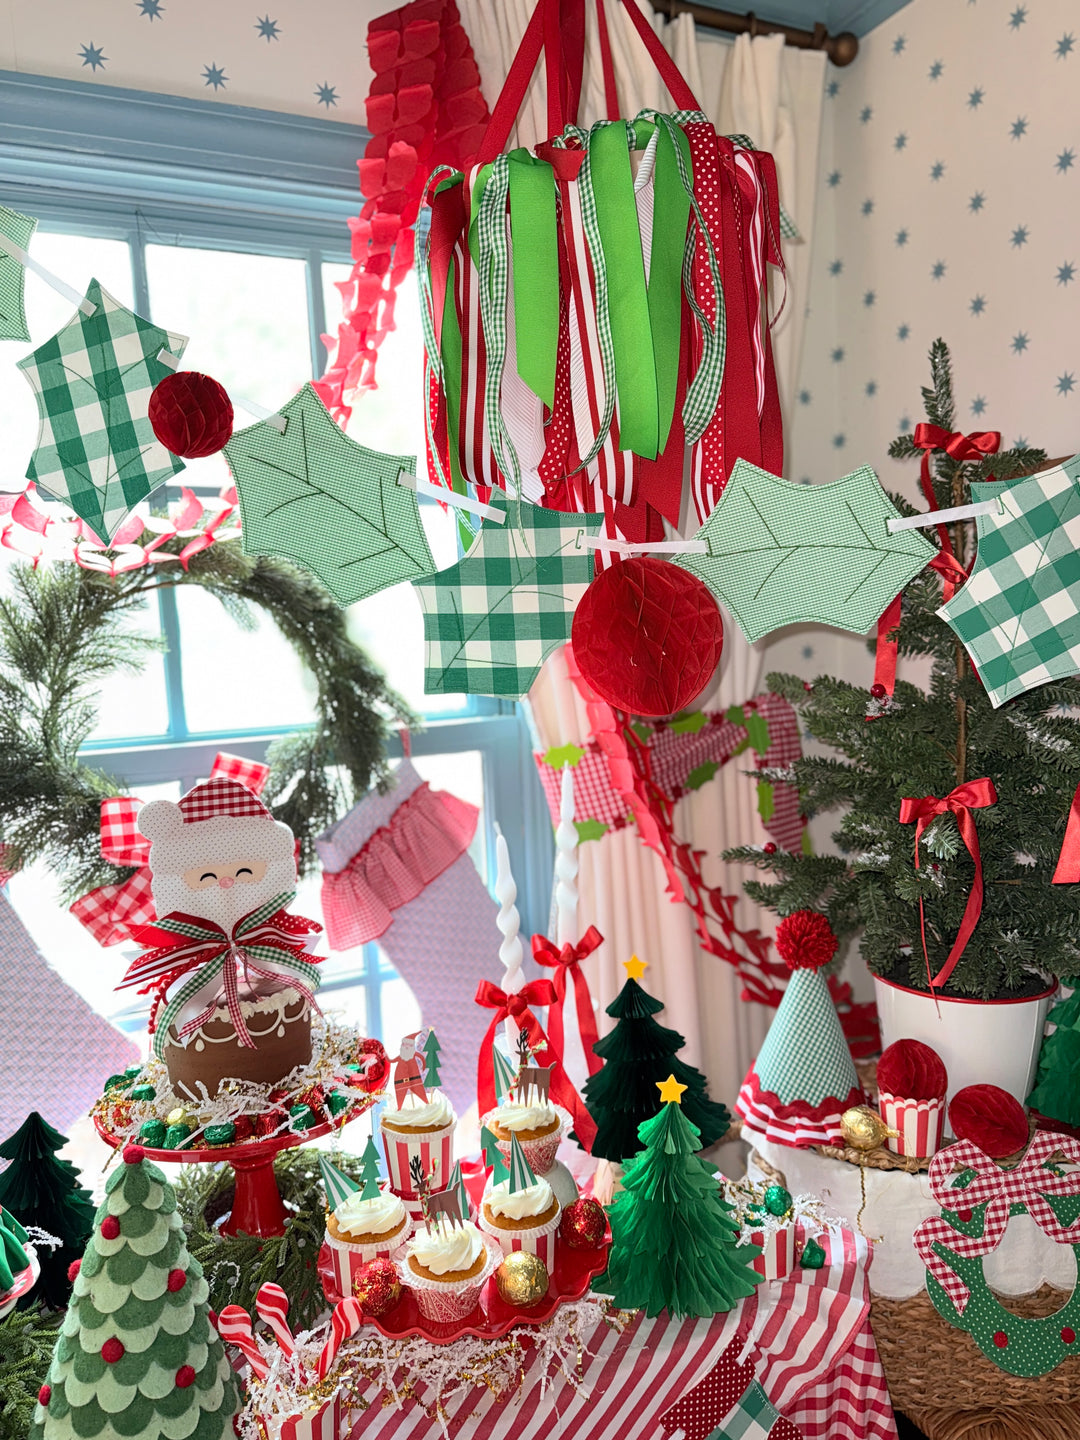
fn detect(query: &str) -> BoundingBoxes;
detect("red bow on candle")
[899,778,998,989]
[473,977,597,1151]
[530,926,603,1076]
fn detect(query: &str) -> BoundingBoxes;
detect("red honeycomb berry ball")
[100,1216,121,1241]
[149,372,234,459]
[175,1366,196,1389]
[101,1338,125,1364]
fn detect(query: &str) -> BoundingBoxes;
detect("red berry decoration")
[167,1268,187,1293]
[774,910,838,971]
[38,1386,51,1407]
[101,1338,125,1364]
[993,1331,1009,1348]
[763,842,777,855]
[949,1084,1030,1159]
[175,1365,196,1389]
[870,682,887,699]
[352,1257,401,1316]
[1062,1327,1076,1344]
[67,1259,81,1283]
[122,1144,145,1166]
[559,1197,607,1250]
[148,371,234,459]
[100,1215,121,1240]
[876,1039,948,1102]
[571,556,724,718]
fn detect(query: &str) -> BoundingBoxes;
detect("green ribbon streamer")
[507,149,559,409]
[646,121,692,456]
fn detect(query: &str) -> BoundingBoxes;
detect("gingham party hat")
[736,910,862,1148]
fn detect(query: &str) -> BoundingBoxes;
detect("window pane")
[0,233,133,495]
[145,246,313,496]
[87,592,170,741]
[174,582,317,733]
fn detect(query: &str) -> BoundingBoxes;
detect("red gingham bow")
[530,926,603,1076]
[914,1133,1080,1315]
[473,977,597,1151]
[899,778,997,989]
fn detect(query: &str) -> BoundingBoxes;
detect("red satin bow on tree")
[899,778,998,990]
[530,926,603,1076]
[913,424,1001,599]
[474,977,597,1150]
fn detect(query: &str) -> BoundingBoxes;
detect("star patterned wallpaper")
[0,0,391,124]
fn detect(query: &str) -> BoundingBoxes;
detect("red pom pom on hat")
[774,910,838,971]
[122,1144,145,1166]
[949,1084,1030,1158]
[149,372,234,459]
[877,1039,948,1102]
[571,556,724,718]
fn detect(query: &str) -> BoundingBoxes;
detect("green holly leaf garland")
[541,743,586,769]
[575,819,610,843]
[0,203,37,342]
[685,761,720,792]
[228,382,434,607]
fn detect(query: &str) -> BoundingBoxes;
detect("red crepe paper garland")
[571,556,724,718]
[148,373,234,459]
[317,0,491,420]
[774,910,838,971]
[949,1083,1030,1158]
[877,1039,948,1102]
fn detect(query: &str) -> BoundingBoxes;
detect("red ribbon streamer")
[473,977,597,1151]
[530,925,603,1076]
[871,591,903,703]
[913,424,1000,596]
[899,778,998,989]
[1053,780,1080,882]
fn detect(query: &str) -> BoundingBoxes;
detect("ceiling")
[685,0,911,38]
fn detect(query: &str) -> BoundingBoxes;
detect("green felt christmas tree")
[1027,989,1080,1125]
[583,958,730,1163]
[30,1145,240,1440]
[0,1113,94,1310]
[423,1029,443,1089]
[597,1078,762,1318]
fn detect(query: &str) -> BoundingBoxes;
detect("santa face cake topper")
[138,776,297,933]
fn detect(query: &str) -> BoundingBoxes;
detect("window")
[1,75,554,1059]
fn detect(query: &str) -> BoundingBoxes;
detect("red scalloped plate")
[319,1227,611,1343]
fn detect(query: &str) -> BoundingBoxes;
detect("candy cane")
[316,1297,364,1381]
[256,1283,296,1364]
[217,1306,270,1381]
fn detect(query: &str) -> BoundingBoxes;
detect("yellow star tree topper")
[622,954,648,982]
[656,1074,688,1105]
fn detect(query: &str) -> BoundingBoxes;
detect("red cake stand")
[96,1098,376,1238]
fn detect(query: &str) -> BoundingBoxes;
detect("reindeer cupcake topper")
[409,1155,463,1232]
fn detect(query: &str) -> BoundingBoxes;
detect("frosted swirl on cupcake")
[407,1220,485,1276]
[484,1175,555,1221]
[381,1089,455,1130]
[332,1189,406,1239]
[492,1096,558,1133]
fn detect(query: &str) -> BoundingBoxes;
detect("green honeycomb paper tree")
[29,1145,240,1440]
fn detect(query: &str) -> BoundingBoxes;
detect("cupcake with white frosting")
[319,1150,412,1300]
[379,1088,457,1203]
[484,1090,569,1176]
[397,1216,499,1324]
[479,1172,561,1268]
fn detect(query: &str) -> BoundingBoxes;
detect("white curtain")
[456,0,827,1100]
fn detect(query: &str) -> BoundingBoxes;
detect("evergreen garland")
[725,340,1080,1000]
[0,1306,63,1440]
[0,534,414,900]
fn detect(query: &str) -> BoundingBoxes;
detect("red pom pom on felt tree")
[149,372,234,459]
[877,1039,948,1101]
[774,910,838,971]
[571,556,724,718]
[949,1084,1030,1158]
[100,1216,121,1240]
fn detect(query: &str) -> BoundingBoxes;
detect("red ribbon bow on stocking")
[474,977,597,1150]
[899,778,997,989]
[530,926,603,1077]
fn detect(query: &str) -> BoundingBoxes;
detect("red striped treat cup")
[478,1202,561,1269]
[266,1393,341,1440]
[879,1090,945,1158]
[481,1105,571,1177]
[320,1215,412,1301]
[395,1237,501,1326]
[379,1114,455,1194]
[746,1224,797,1281]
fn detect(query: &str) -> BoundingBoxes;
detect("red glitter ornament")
[774,910,838,971]
[571,556,724,718]
[352,1257,401,1316]
[167,1269,187,1293]
[175,1365,196,1389]
[100,1216,121,1240]
[148,372,234,459]
[101,1338,125,1364]
[122,1144,145,1166]
[559,1197,607,1250]
[38,1386,51,1407]
[949,1084,1029,1159]
[67,1259,81,1283]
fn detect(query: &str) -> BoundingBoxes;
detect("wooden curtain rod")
[650,2,859,66]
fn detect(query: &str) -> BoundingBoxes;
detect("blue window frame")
[0,69,555,1042]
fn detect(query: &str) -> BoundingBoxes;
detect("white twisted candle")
[494,822,524,985]
[555,765,579,949]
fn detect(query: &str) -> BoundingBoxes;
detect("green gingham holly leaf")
[228,383,433,607]
[0,204,37,341]
[17,279,189,541]
[675,459,937,642]
[412,490,603,698]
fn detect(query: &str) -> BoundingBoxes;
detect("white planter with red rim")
[874,974,1056,1106]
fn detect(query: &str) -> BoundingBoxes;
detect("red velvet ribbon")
[530,925,603,1076]
[473,977,597,1150]
[1053,780,1080,882]
[899,778,998,989]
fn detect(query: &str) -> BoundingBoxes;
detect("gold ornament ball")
[495,1251,549,1306]
[840,1105,895,1151]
